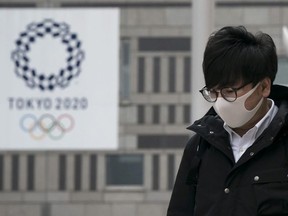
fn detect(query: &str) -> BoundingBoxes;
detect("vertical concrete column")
[146,56,153,93]
[130,38,138,93]
[47,153,58,191]
[144,153,152,190]
[82,154,89,191]
[159,154,168,190]
[4,154,11,191]
[175,154,182,180]
[19,154,27,191]
[161,56,169,93]
[35,153,46,191]
[66,154,74,191]
[146,106,153,124]
[97,154,105,191]
[176,105,182,124]
[191,0,215,121]
[176,56,184,93]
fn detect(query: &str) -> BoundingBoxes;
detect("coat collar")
[187,84,288,164]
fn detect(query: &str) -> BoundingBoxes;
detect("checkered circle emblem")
[11,19,85,91]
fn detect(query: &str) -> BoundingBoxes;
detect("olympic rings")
[20,113,75,140]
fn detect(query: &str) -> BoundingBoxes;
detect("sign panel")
[0,9,119,150]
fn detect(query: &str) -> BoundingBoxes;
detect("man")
[167,26,288,216]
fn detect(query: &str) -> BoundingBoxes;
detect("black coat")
[167,85,288,216]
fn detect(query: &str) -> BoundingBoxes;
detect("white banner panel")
[0,9,119,150]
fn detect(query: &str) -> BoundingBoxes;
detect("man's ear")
[261,77,271,97]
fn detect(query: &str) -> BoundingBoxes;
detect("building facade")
[0,1,288,216]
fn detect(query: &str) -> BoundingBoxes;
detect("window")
[183,104,191,124]
[152,105,160,124]
[58,155,66,191]
[168,105,176,124]
[275,57,288,85]
[137,105,145,124]
[106,154,143,186]
[138,135,188,149]
[90,154,97,191]
[153,57,161,92]
[27,155,35,191]
[120,39,131,101]
[152,155,159,190]
[138,57,145,93]
[74,154,82,191]
[168,57,176,92]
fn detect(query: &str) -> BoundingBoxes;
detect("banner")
[0,9,119,150]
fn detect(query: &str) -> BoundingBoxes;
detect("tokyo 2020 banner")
[0,9,119,150]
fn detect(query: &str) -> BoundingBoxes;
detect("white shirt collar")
[224,99,277,138]
[223,99,278,162]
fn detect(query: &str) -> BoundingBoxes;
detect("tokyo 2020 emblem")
[20,113,74,140]
[11,19,85,91]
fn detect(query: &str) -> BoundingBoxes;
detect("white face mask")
[213,83,263,128]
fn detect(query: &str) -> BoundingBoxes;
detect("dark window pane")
[0,3,36,7]
[139,37,190,52]
[169,57,176,92]
[153,57,161,93]
[138,135,188,149]
[138,57,145,93]
[138,105,145,124]
[152,105,160,124]
[184,104,191,124]
[275,57,288,85]
[11,154,19,191]
[90,154,97,191]
[120,39,131,101]
[106,154,143,186]
[27,155,35,191]
[152,155,159,190]
[184,57,191,92]
[168,105,176,124]
[59,155,66,191]
[74,154,82,191]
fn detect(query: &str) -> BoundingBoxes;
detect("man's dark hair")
[202,26,278,89]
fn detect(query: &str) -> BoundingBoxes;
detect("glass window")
[58,155,66,191]
[152,154,159,190]
[106,154,143,186]
[137,105,145,124]
[153,57,161,92]
[168,105,176,124]
[27,155,35,191]
[138,57,145,93]
[120,39,131,101]
[183,104,191,124]
[152,105,160,124]
[169,57,176,92]
[90,154,97,191]
[275,57,288,85]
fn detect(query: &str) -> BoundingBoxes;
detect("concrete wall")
[0,1,288,216]
[0,150,182,216]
